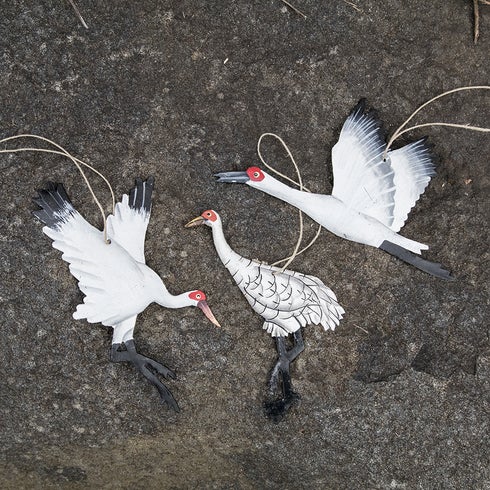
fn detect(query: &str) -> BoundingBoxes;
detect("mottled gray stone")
[0,1,489,488]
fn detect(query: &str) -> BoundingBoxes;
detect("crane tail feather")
[379,240,454,280]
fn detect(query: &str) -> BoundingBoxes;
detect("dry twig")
[474,0,490,43]
[280,0,307,19]
[68,0,88,29]
[342,0,362,12]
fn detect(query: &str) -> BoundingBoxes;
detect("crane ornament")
[185,210,344,420]
[33,177,220,411]
[215,100,453,280]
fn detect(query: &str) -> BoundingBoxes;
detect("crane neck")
[147,271,189,309]
[156,289,190,309]
[210,220,240,264]
[250,174,310,209]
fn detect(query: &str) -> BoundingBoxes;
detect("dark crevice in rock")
[353,333,408,383]
[411,343,478,378]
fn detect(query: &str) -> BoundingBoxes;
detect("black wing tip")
[349,98,367,119]
[33,181,59,201]
[134,176,154,184]
[36,181,68,193]
[345,98,389,147]
[349,97,384,127]
[129,176,154,213]
[354,98,367,110]
[405,137,439,174]
[379,241,454,280]
[32,209,49,223]
[33,182,74,229]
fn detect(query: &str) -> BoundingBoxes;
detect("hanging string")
[0,134,115,243]
[257,133,322,271]
[257,87,490,269]
[383,86,490,160]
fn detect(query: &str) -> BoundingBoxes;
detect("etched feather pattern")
[224,256,344,337]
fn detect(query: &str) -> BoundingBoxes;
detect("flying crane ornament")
[185,210,344,420]
[215,100,454,280]
[34,177,220,411]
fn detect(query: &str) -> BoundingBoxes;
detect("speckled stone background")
[0,1,489,488]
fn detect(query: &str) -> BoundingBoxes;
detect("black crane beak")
[214,171,249,183]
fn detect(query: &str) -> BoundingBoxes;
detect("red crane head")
[188,290,221,327]
[188,290,207,302]
[246,166,265,182]
[200,209,218,222]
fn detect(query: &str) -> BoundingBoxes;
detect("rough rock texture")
[0,1,489,488]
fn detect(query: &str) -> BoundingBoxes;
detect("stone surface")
[0,1,489,488]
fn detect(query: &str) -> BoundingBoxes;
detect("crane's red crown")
[247,167,265,182]
[201,210,218,222]
[189,290,207,301]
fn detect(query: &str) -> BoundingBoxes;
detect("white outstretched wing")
[106,177,154,264]
[388,139,435,232]
[331,100,396,228]
[34,183,152,327]
[331,101,436,232]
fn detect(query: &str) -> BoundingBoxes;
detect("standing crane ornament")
[33,177,220,411]
[185,210,344,421]
[215,99,454,280]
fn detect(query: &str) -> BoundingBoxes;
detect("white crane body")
[247,180,428,253]
[216,99,452,279]
[205,211,344,337]
[34,178,220,410]
[186,210,344,419]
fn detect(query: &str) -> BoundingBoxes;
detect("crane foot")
[264,388,301,422]
[111,340,180,412]
[264,331,305,421]
[264,340,301,421]
[264,364,300,422]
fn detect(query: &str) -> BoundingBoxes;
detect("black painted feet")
[110,339,179,412]
[264,361,301,422]
[264,330,304,422]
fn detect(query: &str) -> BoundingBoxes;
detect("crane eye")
[195,293,202,299]
[201,210,217,222]
[253,171,260,178]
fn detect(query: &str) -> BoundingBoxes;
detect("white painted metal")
[246,102,436,254]
[196,210,344,337]
[39,180,216,345]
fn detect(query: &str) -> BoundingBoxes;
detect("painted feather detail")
[388,138,435,232]
[226,256,344,337]
[331,101,436,231]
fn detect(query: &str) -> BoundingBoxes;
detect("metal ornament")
[186,210,344,420]
[34,177,220,411]
[215,100,453,280]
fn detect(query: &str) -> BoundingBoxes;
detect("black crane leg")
[264,330,304,421]
[110,340,179,412]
